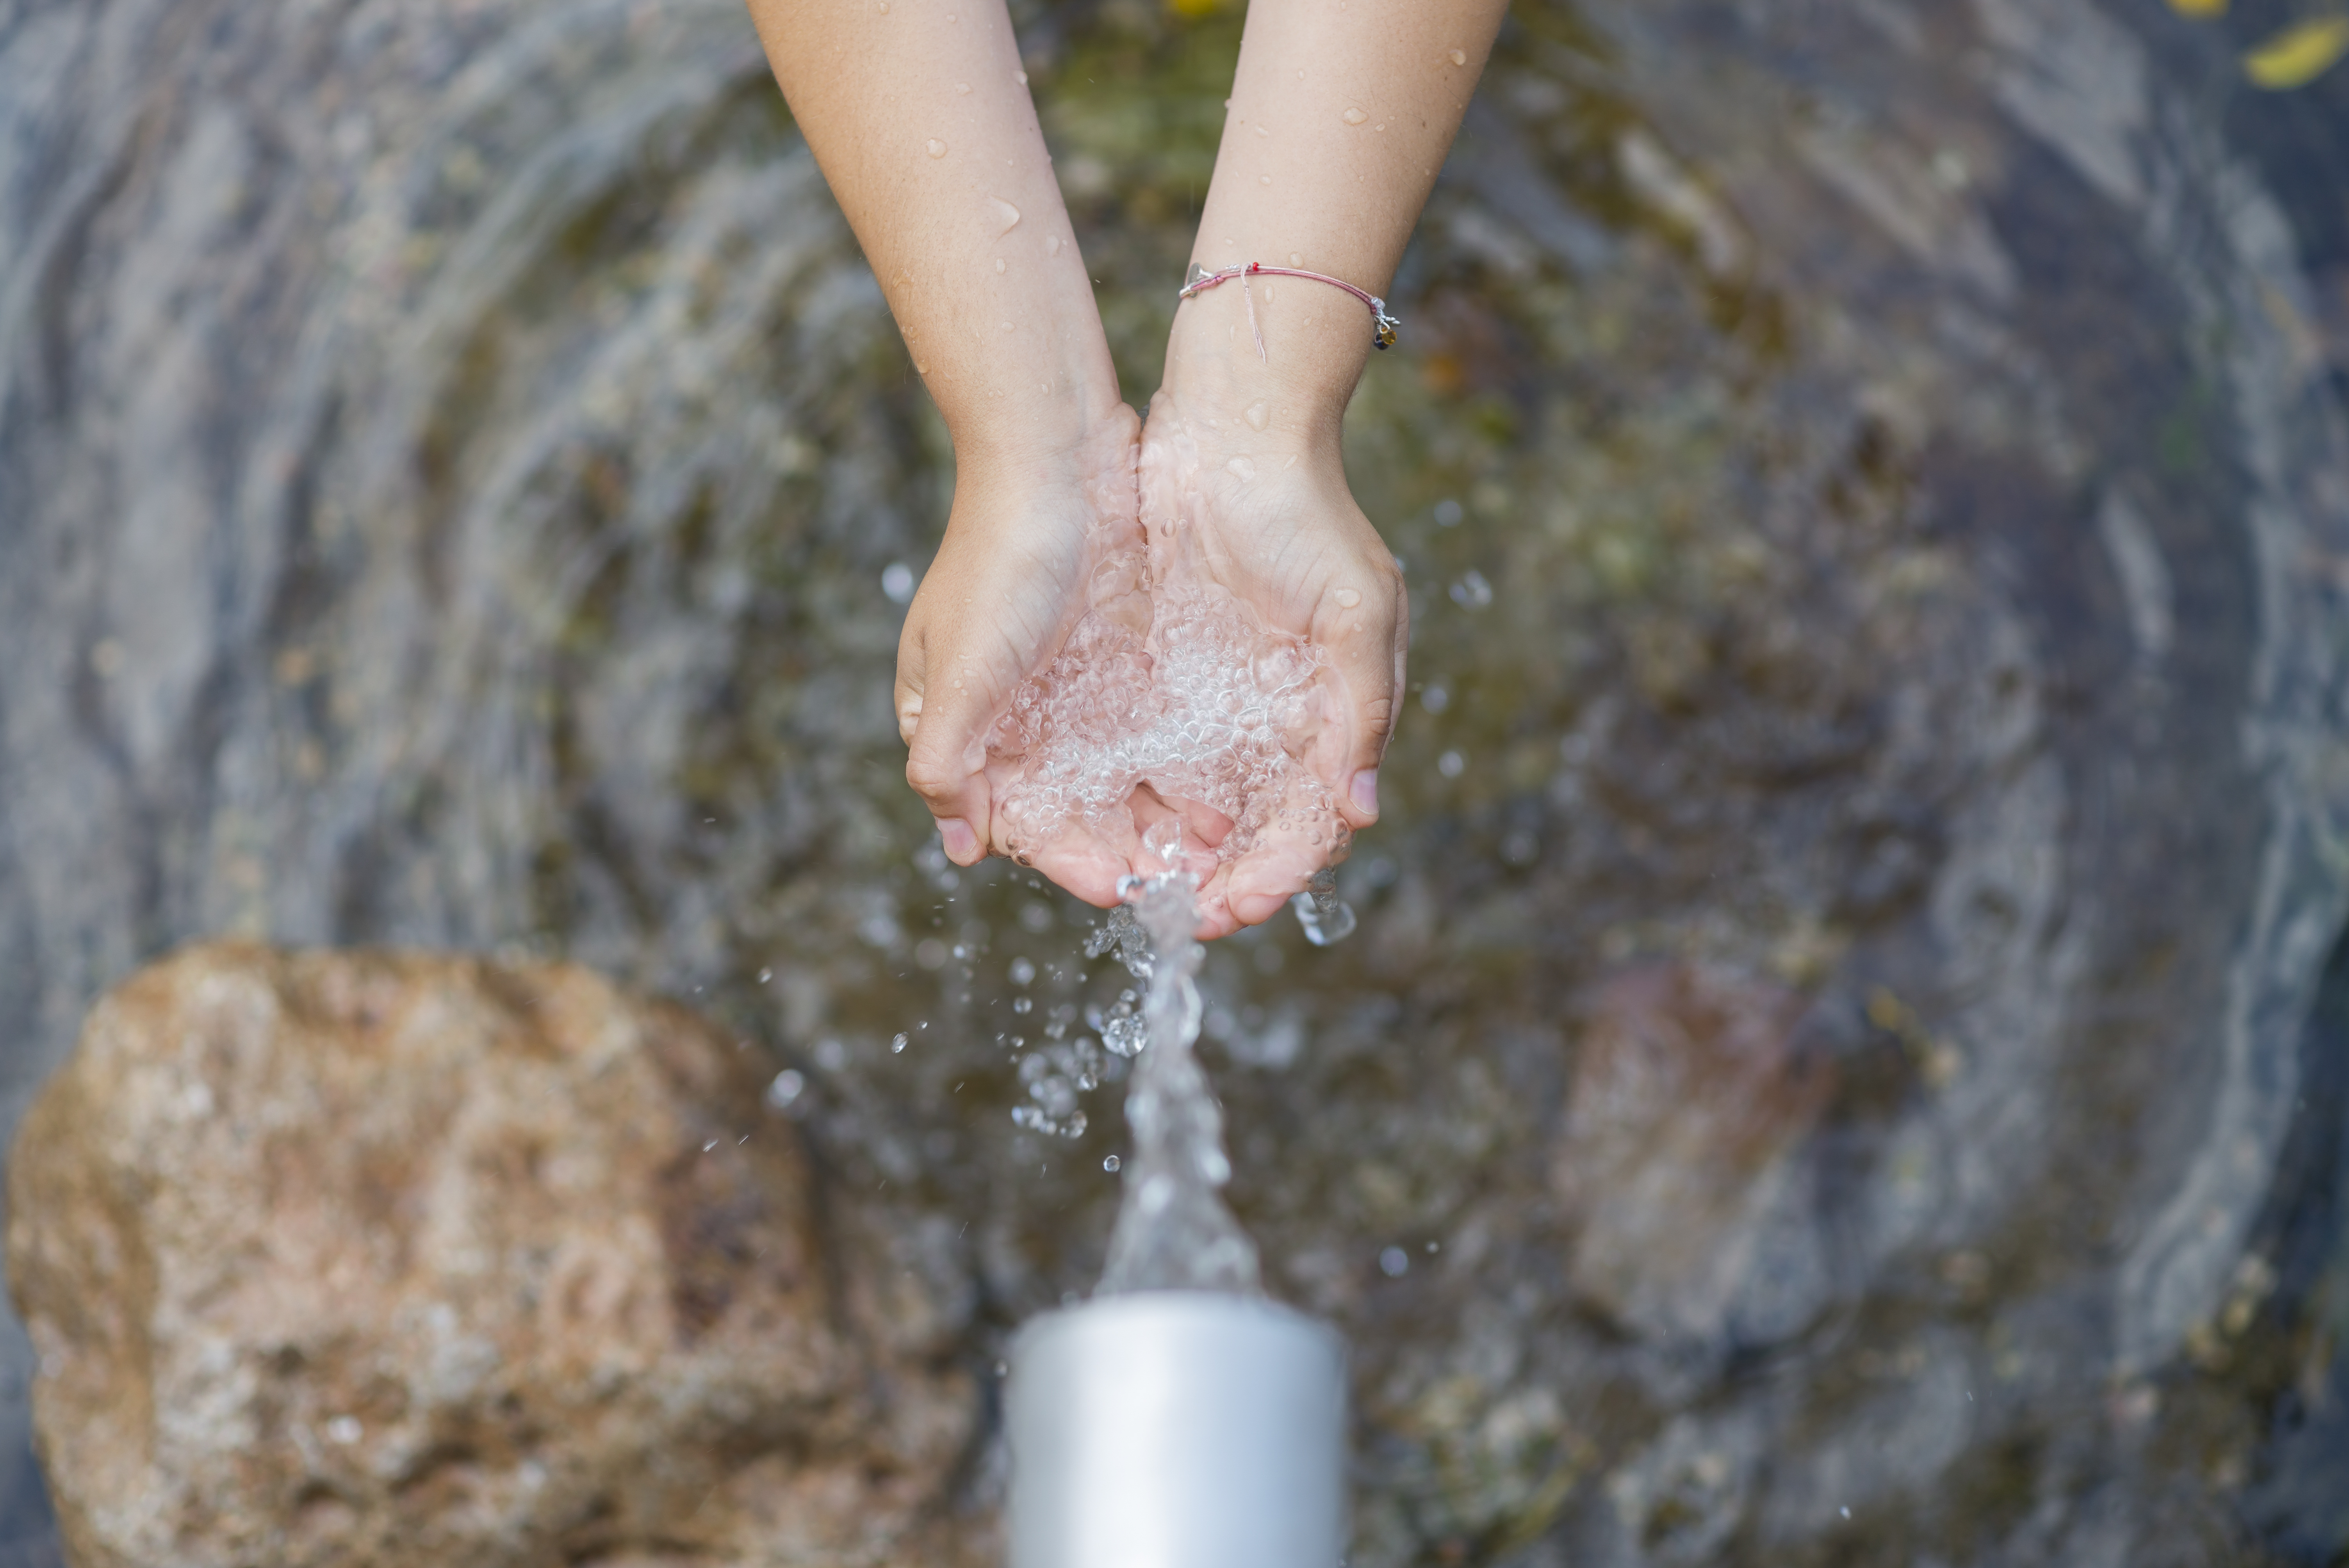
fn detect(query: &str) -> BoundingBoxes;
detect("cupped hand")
[1131,385,1407,938]
[895,410,1143,895]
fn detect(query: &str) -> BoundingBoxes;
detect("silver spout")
[1006,1292,1348,1568]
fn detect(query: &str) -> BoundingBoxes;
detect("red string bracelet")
[1179,261,1401,360]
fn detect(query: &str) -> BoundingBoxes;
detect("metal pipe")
[1005,1292,1348,1568]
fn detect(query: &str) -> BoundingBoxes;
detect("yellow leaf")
[2169,0,2227,15]
[2244,15,2349,88]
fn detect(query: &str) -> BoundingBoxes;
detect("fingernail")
[1349,769,1379,816]
[939,818,980,864]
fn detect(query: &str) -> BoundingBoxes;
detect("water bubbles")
[1449,569,1494,609]
[1433,497,1464,527]
[1449,48,1468,65]
[1244,400,1270,431]
[765,1069,806,1108]
[880,562,915,603]
[1292,890,1357,946]
[1104,1154,1121,1173]
[925,138,946,158]
[891,1032,909,1054]
[1438,749,1466,779]
[1342,106,1368,125]
[991,197,1021,234]
[1141,818,1184,870]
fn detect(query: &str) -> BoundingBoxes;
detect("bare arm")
[743,0,1139,869]
[1145,0,1507,931]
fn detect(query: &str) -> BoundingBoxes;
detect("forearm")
[1166,0,1507,425]
[744,0,1121,470]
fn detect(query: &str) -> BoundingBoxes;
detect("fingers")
[897,621,994,867]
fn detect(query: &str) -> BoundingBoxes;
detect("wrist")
[1158,277,1367,444]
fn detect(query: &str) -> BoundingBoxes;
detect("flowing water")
[4,0,2349,1563]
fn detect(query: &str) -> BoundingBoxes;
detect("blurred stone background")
[2,0,2348,1562]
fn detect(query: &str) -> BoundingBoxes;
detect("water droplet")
[1255,123,1271,138]
[1046,234,1063,256]
[1840,1506,1852,1520]
[1449,48,1467,65]
[956,81,971,94]
[991,197,1021,233]
[1334,587,1362,609]
[1438,749,1466,779]
[925,138,946,158]
[1226,456,1255,479]
[1342,106,1367,125]
[1010,956,1037,985]
[1379,1245,1410,1277]
[882,562,916,603]
[1015,70,1028,84]
[1244,401,1269,431]
[995,258,1006,273]
[1289,251,1303,265]
[877,0,888,10]
[891,1032,909,1053]
[914,362,928,374]
[756,966,773,984]
[766,1069,806,1108]
[703,1139,719,1152]
[1259,174,1272,185]
[1104,1155,1121,1172]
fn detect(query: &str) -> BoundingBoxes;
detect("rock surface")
[6,944,979,1568]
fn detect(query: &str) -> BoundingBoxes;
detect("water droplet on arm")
[956,81,971,94]
[925,138,947,158]
[991,197,1021,234]
[1334,587,1362,609]
[1244,401,1269,431]
[1450,48,1467,65]
[1342,107,1367,125]
[995,258,1005,273]
[1046,235,1063,257]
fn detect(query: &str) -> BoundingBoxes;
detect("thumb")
[897,622,992,866]
[1324,563,1408,835]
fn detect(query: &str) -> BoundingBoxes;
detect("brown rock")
[1554,963,1833,1344]
[6,943,980,1568]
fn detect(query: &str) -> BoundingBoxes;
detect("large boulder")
[6,944,979,1568]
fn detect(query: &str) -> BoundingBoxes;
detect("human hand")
[1127,383,1406,939]
[896,410,1144,886]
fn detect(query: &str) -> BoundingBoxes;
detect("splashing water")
[1095,825,1261,1295]
[987,534,1352,882]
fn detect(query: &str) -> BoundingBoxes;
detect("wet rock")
[5,944,978,1568]
[1555,964,1831,1346]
